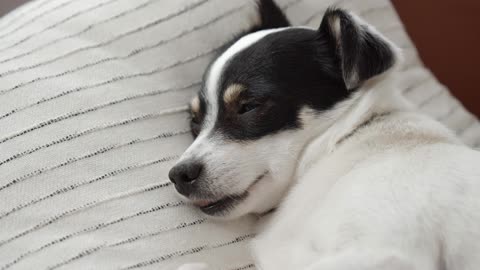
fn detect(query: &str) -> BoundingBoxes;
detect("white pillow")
[0,0,478,269]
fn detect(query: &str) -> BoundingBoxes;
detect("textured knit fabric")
[0,0,478,269]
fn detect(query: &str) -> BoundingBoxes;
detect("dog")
[169,1,480,269]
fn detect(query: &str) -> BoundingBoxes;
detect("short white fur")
[177,10,480,270]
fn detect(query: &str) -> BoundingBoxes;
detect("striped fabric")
[0,0,478,269]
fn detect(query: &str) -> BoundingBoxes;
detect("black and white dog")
[169,1,480,269]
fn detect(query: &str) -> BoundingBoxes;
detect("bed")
[0,0,478,269]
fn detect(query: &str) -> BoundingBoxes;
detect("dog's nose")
[168,160,203,193]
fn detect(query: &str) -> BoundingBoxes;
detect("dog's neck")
[294,74,411,179]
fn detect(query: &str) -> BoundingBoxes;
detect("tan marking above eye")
[223,84,246,105]
[190,95,200,116]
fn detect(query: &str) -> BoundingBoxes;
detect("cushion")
[0,0,478,269]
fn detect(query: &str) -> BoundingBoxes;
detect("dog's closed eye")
[224,84,268,116]
[238,102,261,115]
[189,96,203,137]
[190,117,201,137]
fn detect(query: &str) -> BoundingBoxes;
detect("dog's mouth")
[191,171,269,216]
[193,194,247,215]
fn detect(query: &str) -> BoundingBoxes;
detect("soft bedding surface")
[0,0,478,269]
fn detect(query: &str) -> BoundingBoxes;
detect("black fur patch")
[190,0,293,140]
[252,0,290,31]
[193,5,396,141]
[212,28,347,141]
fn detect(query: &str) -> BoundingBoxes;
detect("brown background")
[1,1,479,117]
[392,1,480,117]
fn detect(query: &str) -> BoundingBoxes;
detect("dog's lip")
[191,171,269,215]
[192,199,215,208]
[199,195,245,212]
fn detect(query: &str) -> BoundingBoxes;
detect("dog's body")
[253,85,480,270]
[170,1,480,269]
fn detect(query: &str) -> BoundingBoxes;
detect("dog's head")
[169,0,400,219]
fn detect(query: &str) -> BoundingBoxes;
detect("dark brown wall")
[392,0,480,117]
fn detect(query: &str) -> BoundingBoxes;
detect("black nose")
[168,160,203,188]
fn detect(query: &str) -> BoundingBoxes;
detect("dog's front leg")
[303,250,416,270]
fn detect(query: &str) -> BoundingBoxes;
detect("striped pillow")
[0,0,478,269]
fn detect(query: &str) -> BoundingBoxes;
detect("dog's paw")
[176,262,209,270]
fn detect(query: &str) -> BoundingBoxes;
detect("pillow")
[0,0,478,269]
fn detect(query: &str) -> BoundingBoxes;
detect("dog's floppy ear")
[251,0,290,31]
[319,8,400,90]
[227,0,289,48]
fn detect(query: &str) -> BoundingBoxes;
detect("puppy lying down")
[169,1,480,269]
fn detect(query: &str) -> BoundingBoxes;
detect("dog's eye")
[190,120,200,138]
[190,116,201,138]
[238,102,260,115]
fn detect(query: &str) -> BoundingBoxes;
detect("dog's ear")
[227,1,289,49]
[319,8,400,90]
[251,0,291,32]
